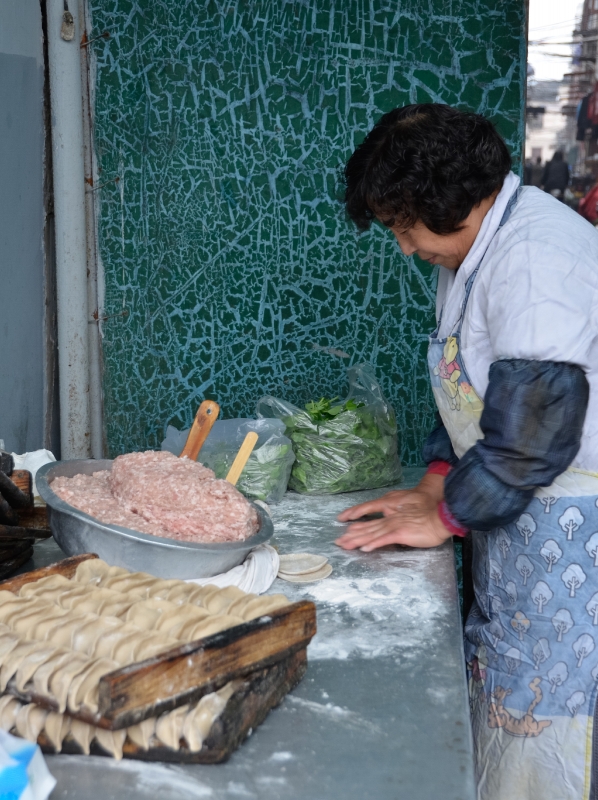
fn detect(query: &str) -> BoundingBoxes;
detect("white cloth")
[436,173,598,472]
[10,449,56,499]
[185,544,280,594]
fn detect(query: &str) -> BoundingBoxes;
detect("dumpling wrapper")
[90,622,140,660]
[110,632,156,665]
[155,704,188,750]
[164,583,204,606]
[203,586,246,615]
[94,727,126,761]
[48,653,92,712]
[183,615,241,642]
[54,585,102,610]
[42,614,89,649]
[14,643,62,691]
[69,718,94,754]
[126,717,156,750]
[0,598,45,629]
[146,579,182,600]
[10,605,63,638]
[0,694,21,731]
[133,635,179,661]
[155,606,210,639]
[238,595,290,622]
[67,657,119,713]
[72,616,122,657]
[15,703,48,742]
[28,608,70,640]
[73,559,117,586]
[32,651,75,697]
[45,710,71,753]
[1,641,47,692]
[100,572,156,596]
[125,597,179,629]
[19,574,72,597]
[183,682,236,752]
[0,631,21,662]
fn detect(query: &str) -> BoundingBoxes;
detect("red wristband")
[438,500,469,538]
[426,460,453,477]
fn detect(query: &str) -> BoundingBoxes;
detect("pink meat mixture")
[51,451,259,543]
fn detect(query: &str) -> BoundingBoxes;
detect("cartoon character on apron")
[428,189,598,800]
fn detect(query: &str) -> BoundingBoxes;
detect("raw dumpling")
[69,718,94,754]
[124,598,172,629]
[94,727,126,760]
[28,608,70,640]
[15,703,48,742]
[183,615,241,642]
[1,641,47,691]
[45,710,70,752]
[133,634,179,661]
[155,704,188,750]
[48,653,92,712]
[66,657,119,713]
[100,572,156,596]
[32,651,75,697]
[19,573,72,597]
[238,595,290,621]
[14,643,61,691]
[0,694,20,731]
[74,559,124,586]
[183,682,236,752]
[127,716,156,750]
[203,586,246,615]
[0,630,21,661]
[154,606,210,639]
[72,616,122,657]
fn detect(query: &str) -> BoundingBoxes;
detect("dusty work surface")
[21,467,475,800]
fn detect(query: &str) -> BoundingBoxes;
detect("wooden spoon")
[226,432,259,486]
[179,400,220,461]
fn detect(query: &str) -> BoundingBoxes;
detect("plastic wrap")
[256,364,403,495]
[161,419,295,504]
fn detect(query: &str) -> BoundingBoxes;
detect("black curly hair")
[343,104,512,235]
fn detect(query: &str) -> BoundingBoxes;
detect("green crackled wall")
[90,0,525,464]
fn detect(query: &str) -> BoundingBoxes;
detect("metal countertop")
[25,467,475,800]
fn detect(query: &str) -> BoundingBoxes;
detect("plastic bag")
[256,364,403,495]
[161,419,295,504]
[0,729,56,800]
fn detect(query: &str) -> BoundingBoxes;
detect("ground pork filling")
[51,451,259,543]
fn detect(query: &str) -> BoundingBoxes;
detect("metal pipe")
[79,0,104,458]
[46,0,91,459]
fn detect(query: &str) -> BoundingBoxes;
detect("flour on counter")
[282,566,447,661]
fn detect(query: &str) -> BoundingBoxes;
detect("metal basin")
[36,459,273,579]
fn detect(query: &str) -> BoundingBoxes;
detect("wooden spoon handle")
[226,432,259,486]
[179,400,220,461]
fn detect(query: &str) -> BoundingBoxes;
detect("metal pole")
[46,0,91,459]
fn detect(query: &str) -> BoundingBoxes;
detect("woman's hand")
[336,472,445,523]
[335,473,452,551]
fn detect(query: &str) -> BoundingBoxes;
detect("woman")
[336,103,598,800]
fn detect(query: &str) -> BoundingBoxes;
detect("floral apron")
[428,189,598,800]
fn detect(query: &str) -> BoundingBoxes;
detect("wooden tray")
[36,648,307,763]
[0,554,317,730]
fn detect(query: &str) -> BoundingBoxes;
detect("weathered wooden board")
[0,553,317,730]
[36,649,307,763]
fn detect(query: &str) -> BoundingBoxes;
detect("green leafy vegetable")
[201,442,294,503]
[304,397,365,422]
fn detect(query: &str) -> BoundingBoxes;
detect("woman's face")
[387,191,498,270]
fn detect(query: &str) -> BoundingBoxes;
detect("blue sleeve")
[444,359,589,531]
[422,413,458,467]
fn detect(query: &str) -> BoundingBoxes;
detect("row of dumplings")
[0,681,236,759]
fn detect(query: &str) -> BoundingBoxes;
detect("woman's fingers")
[336,490,421,522]
[337,499,389,522]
